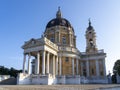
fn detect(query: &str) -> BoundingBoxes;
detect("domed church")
[17,7,107,85]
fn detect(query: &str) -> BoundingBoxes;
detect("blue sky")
[0,0,120,74]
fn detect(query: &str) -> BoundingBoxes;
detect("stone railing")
[81,49,104,55]
[58,46,79,53]
[41,37,58,50]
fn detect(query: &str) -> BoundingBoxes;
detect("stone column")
[96,60,99,77]
[76,59,79,75]
[23,54,26,74]
[36,52,40,74]
[81,62,83,76]
[56,56,58,75]
[72,58,74,75]
[59,32,60,43]
[27,53,31,74]
[53,55,55,75]
[59,56,62,75]
[46,52,50,74]
[69,34,71,46]
[103,59,106,76]
[42,51,46,75]
[86,60,89,77]
[71,35,73,45]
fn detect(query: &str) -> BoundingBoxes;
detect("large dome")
[46,18,72,28]
[46,7,72,29]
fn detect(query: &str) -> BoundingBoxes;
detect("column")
[86,60,89,77]
[72,58,74,75]
[96,60,99,76]
[53,55,55,75]
[23,54,26,73]
[42,51,46,75]
[81,62,83,76]
[71,35,73,45]
[59,56,62,75]
[69,34,71,46]
[46,52,50,74]
[59,32,60,43]
[103,59,106,76]
[36,52,40,74]
[76,59,78,75]
[27,53,31,74]
[56,56,58,75]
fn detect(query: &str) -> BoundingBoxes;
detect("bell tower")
[85,19,98,53]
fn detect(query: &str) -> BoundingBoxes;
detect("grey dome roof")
[46,18,72,28]
[46,7,72,29]
[87,19,94,30]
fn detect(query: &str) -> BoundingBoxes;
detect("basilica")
[17,8,107,85]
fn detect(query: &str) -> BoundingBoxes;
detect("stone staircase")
[0,77,17,85]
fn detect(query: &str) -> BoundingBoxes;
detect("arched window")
[50,37,54,42]
[62,36,66,44]
[65,57,69,62]
[89,39,93,46]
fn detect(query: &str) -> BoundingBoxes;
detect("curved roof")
[46,7,73,29]
[46,18,72,28]
[87,19,94,30]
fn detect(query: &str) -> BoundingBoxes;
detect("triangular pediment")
[22,38,44,49]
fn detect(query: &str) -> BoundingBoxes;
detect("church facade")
[17,8,107,85]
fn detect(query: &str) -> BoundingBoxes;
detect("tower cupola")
[87,19,94,30]
[85,19,98,53]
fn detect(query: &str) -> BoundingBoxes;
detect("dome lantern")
[56,7,62,18]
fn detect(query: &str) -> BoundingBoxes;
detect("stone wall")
[17,73,108,85]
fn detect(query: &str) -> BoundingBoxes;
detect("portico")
[22,38,58,75]
[22,37,80,76]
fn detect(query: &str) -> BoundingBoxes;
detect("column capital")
[23,53,27,55]
[28,53,31,57]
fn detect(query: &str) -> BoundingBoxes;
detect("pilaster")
[59,56,62,75]
[96,60,100,77]
[56,56,58,75]
[86,60,89,77]
[76,59,78,75]
[72,58,74,75]
[103,59,106,76]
